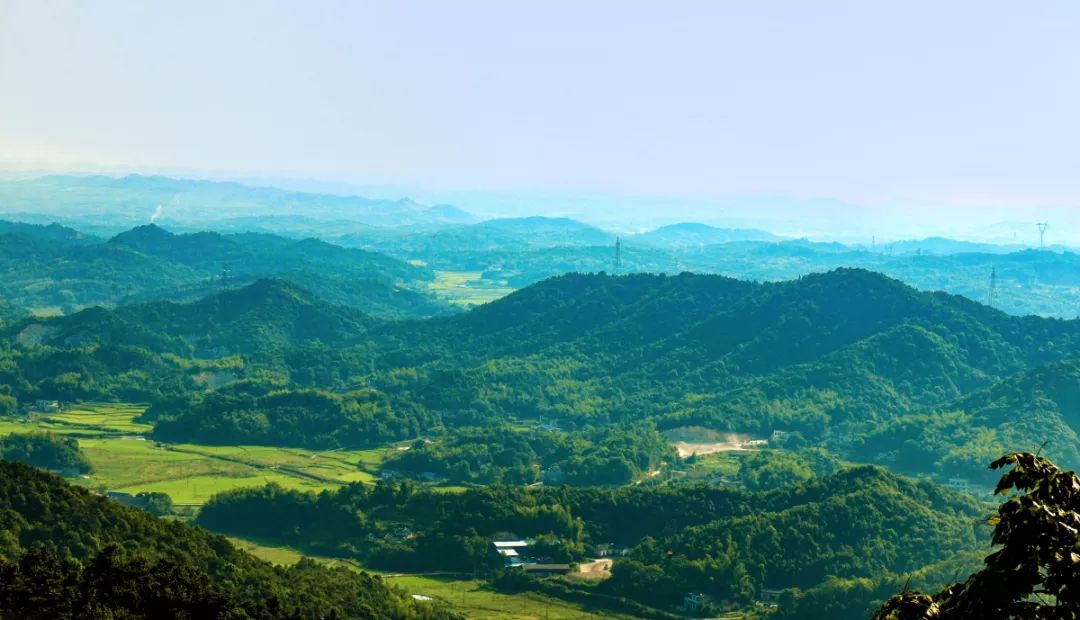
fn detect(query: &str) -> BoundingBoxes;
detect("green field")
[2,402,396,506]
[50,402,153,433]
[429,271,514,307]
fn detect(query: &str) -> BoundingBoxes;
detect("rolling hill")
[0,220,451,319]
[0,461,457,619]
[635,222,780,246]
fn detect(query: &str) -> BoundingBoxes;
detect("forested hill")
[380,269,1080,368]
[0,220,450,318]
[0,461,458,619]
[7,268,1080,477]
[11,278,373,356]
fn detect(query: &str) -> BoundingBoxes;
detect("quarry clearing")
[664,426,766,458]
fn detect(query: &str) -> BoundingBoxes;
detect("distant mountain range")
[0,174,478,230]
[635,222,781,246]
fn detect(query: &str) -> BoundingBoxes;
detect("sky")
[1,1,1079,239]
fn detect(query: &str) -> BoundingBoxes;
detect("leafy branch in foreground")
[873,452,1080,619]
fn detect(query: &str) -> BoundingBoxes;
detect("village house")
[491,540,529,567]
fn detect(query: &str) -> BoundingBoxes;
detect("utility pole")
[1037,222,1049,249]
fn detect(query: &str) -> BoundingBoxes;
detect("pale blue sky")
[1,1,1079,237]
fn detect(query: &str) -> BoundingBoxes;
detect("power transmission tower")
[988,266,998,308]
[1037,222,1049,249]
[614,237,622,271]
[221,263,232,283]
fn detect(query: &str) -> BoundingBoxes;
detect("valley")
[2,180,1079,619]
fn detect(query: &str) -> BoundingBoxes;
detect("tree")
[873,452,1080,619]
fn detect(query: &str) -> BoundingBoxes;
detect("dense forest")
[382,423,673,486]
[0,461,458,619]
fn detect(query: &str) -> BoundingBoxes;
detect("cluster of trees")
[384,423,673,486]
[734,447,842,491]
[0,461,459,620]
[0,431,92,474]
[151,384,434,449]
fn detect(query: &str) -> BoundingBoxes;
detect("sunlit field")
[429,270,513,307]
[3,402,397,506]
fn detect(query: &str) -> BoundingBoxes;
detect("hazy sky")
[2,1,1079,234]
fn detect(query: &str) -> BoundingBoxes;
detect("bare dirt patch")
[570,559,613,581]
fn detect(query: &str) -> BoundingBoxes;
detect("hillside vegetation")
[5,269,1080,482]
[0,461,458,619]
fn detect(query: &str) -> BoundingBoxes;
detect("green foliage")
[0,431,92,474]
[0,461,459,619]
[0,545,290,619]
[383,423,672,486]
[737,448,842,491]
[874,452,1080,619]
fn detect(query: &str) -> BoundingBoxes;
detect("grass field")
[50,402,153,433]
[386,574,629,620]
[429,271,514,307]
[2,402,397,506]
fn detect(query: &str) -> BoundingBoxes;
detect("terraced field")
[2,402,394,506]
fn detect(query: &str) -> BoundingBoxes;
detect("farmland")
[428,270,514,307]
[2,402,395,506]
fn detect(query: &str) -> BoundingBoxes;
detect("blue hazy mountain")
[0,174,477,229]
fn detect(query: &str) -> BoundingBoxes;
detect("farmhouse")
[491,540,529,566]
